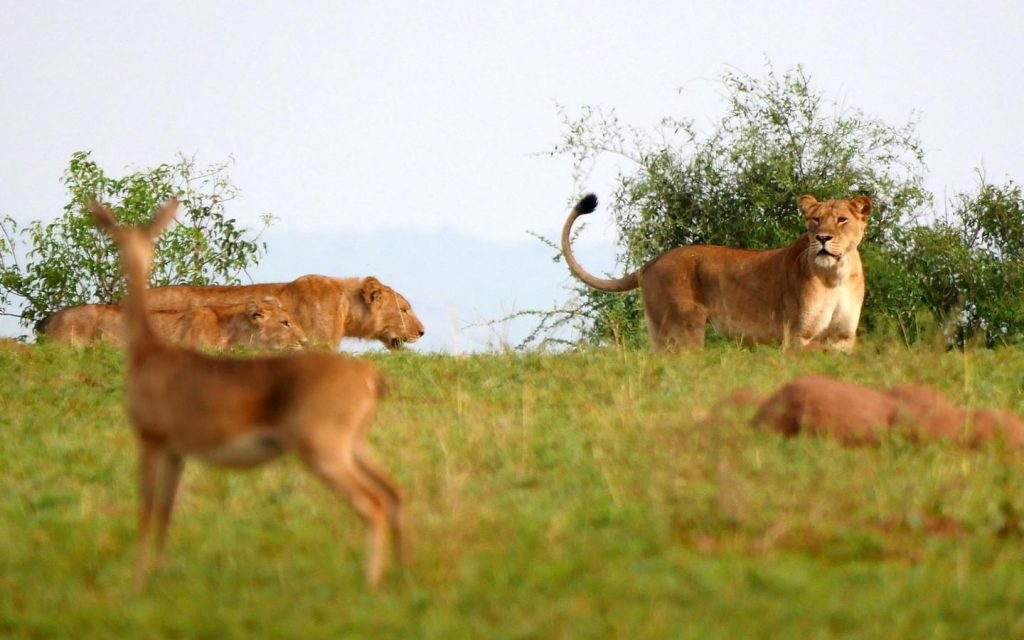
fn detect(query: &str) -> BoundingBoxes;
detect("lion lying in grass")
[724,375,1024,447]
[38,304,123,346]
[144,274,425,350]
[40,298,305,351]
[149,297,306,350]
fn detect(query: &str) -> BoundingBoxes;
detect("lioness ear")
[361,277,383,306]
[797,195,819,218]
[850,196,872,220]
[145,197,179,238]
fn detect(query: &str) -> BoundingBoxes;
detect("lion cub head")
[242,296,307,350]
[360,277,426,350]
[797,195,871,270]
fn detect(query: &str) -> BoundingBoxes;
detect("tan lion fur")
[143,274,425,350]
[41,298,305,351]
[561,194,871,353]
[40,304,123,346]
[725,375,1024,447]
[86,198,402,589]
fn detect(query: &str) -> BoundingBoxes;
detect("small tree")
[895,174,1024,346]
[0,151,273,332]
[529,64,930,348]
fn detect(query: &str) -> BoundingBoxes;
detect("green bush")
[0,152,273,333]
[533,64,1024,349]
[893,176,1024,346]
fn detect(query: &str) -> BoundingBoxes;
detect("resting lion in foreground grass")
[561,194,872,353]
[144,275,425,350]
[40,298,305,351]
[721,375,1024,447]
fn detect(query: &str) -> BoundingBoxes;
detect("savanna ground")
[2,339,1024,638]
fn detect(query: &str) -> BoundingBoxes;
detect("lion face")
[360,277,425,350]
[245,297,307,350]
[797,195,871,270]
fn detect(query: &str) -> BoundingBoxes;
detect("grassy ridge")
[2,341,1024,638]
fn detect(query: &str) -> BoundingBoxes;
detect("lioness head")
[244,296,307,350]
[797,195,871,269]
[360,277,425,350]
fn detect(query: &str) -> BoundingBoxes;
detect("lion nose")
[418,329,425,337]
[816,234,833,245]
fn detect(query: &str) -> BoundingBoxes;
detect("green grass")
[3,340,1024,638]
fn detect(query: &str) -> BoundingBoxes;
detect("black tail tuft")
[576,193,598,215]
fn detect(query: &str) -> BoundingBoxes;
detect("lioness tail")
[560,194,640,293]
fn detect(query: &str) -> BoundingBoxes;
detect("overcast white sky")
[2,1,1022,350]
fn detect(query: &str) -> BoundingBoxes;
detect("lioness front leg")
[787,340,828,354]
[782,328,832,355]
[828,334,857,354]
[783,333,855,355]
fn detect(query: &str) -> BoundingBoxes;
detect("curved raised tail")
[561,194,640,292]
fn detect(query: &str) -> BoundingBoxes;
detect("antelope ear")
[850,195,872,220]
[361,277,383,306]
[797,195,819,218]
[87,200,120,236]
[145,197,179,238]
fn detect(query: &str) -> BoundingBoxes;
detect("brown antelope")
[87,198,402,588]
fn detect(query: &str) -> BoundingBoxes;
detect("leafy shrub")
[530,64,1023,349]
[893,176,1024,346]
[0,152,272,332]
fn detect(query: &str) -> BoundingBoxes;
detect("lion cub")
[150,297,306,351]
[561,194,871,353]
[42,298,305,351]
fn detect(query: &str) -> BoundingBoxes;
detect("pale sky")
[2,1,1022,350]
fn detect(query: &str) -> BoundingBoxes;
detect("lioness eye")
[813,217,821,224]
[838,217,848,224]
[282,320,291,327]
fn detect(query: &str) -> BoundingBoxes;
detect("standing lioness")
[562,194,871,353]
